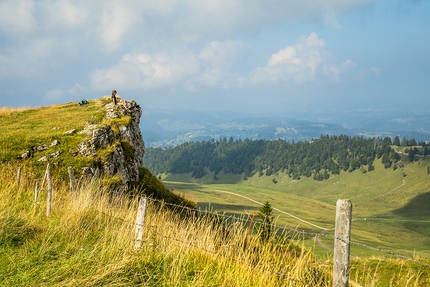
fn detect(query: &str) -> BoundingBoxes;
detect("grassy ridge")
[0,99,193,207]
[1,100,107,178]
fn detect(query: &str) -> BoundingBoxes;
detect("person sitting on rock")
[118,98,130,112]
[111,90,117,105]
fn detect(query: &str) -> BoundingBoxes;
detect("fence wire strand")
[12,168,430,267]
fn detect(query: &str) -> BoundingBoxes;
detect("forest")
[144,135,430,181]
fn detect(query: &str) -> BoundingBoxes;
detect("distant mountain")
[140,108,430,148]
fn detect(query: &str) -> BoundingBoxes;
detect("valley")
[160,156,430,260]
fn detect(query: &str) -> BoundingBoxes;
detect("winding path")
[203,188,328,230]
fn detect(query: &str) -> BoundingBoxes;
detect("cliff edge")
[3,97,193,207]
[77,100,145,188]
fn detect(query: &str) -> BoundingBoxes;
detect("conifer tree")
[258,201,275,242]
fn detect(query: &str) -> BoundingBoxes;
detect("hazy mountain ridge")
[140,108,430,148]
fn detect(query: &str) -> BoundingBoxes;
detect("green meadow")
[162,156,430,260]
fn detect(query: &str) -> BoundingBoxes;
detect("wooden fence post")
[245,211,257,241]
[134,197,147,249]
[17,167,22,186]
[42,163,49,189]
[333,199,352,287]
[34,182,39,213]
[46,165,52,217]
[68,166,77,193]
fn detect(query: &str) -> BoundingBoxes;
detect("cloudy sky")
[1,0,429,113]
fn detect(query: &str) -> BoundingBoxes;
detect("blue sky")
[1,0,429,113]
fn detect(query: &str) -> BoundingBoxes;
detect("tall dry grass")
[0,106,33,116]
[0,165,427,286]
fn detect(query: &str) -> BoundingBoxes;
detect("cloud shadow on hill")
[392,191,430,217]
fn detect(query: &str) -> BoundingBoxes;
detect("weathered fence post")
[245,211,257,241]
[46,165,52,217]
[34,182,39,213]
[68,166,77,193]
[333,199,352,287]
[17,167,22,186]
[134,197,147,249]
[42,163,49,189]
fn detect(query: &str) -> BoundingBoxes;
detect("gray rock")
[36,144,48,151]
[21,150,31,159]
[38,156,48,162]
[81,167,92,175]
[77,100,145,190]
[50,151,60,158]
[79,124,100,135]
[105,110,119,118]
[50,140,60,147]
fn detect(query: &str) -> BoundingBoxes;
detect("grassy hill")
[160,156,430,261]
[0,102,429,286]
[0,98,192,207]
[1,161,428,286]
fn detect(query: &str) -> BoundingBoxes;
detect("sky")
[1,0,429,113]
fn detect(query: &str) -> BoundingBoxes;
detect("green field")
[161,156,430,261]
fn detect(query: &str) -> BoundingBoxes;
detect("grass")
[0,166,334,287]
[0,165,428,286]
[161,156,430,261]
[1,101,429,286]
[1,100,108,179]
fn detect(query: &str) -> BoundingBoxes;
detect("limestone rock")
[36,144,48,151]
[77,99,145,190]
[50,151,60,158]
[21,150,31,159]
[79,124,100,135]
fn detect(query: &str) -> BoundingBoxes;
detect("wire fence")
[10,165,430,267]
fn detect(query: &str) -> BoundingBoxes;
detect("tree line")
[143,135,430,181]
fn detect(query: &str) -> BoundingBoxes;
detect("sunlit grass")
[0,106,34,116]
[162,157,430,261]
[1,165,428,286]
[0,166,335,287]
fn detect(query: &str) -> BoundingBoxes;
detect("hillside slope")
[0,98,193,207]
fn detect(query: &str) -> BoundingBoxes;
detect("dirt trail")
[207,189,328,230]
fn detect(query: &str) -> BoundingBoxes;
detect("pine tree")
[258,201,275,242]
[393,136,401,146]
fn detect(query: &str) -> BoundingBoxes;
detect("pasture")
[163,157,430,260]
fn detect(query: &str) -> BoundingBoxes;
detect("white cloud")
[41,1,89,31]
[0,0,378,102]
[91,40,250,92]
[67,83,89,96]
[95,4,145,53]
[0,0,36,37]
[248,33,356,85]
[91,33,360,93]
[91,50,200,91]
[199,41,249,65]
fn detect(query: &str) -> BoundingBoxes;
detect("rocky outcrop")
[77,100,145,188]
